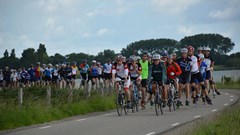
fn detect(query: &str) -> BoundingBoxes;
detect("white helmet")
[152,53,161,60]
[198,54,205,59]
[180,48,188,53]
[92,60,97,63]
[203,46,211,51]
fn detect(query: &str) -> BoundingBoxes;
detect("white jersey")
[103,63,112,74]
[203,56,214,71]
[0,73,3,80]
[98,66,103,75]
[11,73,18,81]
[189,55,199,73]
[112,63,128,78]
[129,63,142,78]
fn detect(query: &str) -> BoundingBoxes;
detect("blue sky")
[0,0,240,57]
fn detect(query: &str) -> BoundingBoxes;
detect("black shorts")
[98,74,103,79]
[103,73,112,80]
[80,73,87,80]
[179,72,191,84]
[72,75,76,79]
[45,76,52,82]
[92,75,98,79]
[205,70,211,80]
[141,79,147,88]
[190,72,203,84]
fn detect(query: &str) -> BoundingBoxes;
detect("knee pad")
[201,85,206,90]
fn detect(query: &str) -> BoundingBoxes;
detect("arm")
[175,62,182,76]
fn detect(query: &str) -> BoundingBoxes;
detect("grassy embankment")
[0,86,115,131]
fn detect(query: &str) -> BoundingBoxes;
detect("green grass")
[216,79,240,89]
[187,105,240,135]
[0,86,116,131]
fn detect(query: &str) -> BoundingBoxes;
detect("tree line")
[0,33,239,69]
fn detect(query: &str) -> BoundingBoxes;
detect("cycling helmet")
[129,55,135,59]
[203,46,211,51]
[198,54,205,59]
[152,53,161,60]
[132,56,138,61]
[136,56,141,61]
[48,63,52,66]
[142,51,149,56]
[97,62,101,65]
[42,64,46,67]
[172,52,177,56]
[83,59,87,63]
[180,48,188,53]
[197,47,203,51]
[115,54,123,61]
[148,53,152,58]
[92,60,97,63]
[162,50,168,57]
[55,64,59,67]
[72,61,77,65]
[187,46,194,52]
[37,62,40,65]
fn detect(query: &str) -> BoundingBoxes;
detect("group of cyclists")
[0,45,221,110]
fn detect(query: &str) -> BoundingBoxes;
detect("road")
[1,90,239,135]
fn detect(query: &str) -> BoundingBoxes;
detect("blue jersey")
[45,68,53,77]
[199,61,207,80]
[91,66,98,77]
[80,64,89,74]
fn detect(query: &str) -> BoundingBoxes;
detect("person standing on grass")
[3,66,11,89]
[79,60,89,90]
[103,59,113,92]
[35,62,41,85]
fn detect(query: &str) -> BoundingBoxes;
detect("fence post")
[47,86,51,106]
[19,87,23,108]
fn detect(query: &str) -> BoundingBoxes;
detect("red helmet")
[187,46,194,52]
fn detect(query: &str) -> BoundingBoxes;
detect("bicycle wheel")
[116,93,123,116]
[123,94,128,115]
[173,100,176,111]
[155,94,163,116]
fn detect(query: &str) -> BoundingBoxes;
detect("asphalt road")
[2,90,239,135]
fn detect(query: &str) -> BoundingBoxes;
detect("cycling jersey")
[97,66,103,75]
[199,61,207,80]
[80,64,89,74]
[11,73,18,81]
[3,70,11,81]
[150,62,167,83]
[203,56,214,71]
[64,67,72,80]
[71,66,78,75]
[166,62,182,80]
[91,66,98,77]
[45,68,53,77]
[103,63,112,73]
[189,55,199,73]
[177,57,192,73]
[112,62,129,78]
[139,60,149,79]
[128,63,142,78]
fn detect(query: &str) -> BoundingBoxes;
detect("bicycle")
[152,81,163,116]
[131,80,139,113]
[115,79,128,116]
[167,79,177,112]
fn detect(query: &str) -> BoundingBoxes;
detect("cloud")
[80,32,92,38]
[209,6,240,20]
[96,28,110,36]
[45,17,64,37]
[151,0,200,14]
[178,25,193,36]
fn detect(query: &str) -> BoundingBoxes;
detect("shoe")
[126,101,131,109]
[162,101,167,108]
[185,100,190,107]
[167,99,172,107]
[216,90,221,95]
[177,100,182,107]
[206,96,213,105]
[141,101,145,108]
[202,97,206,103]
[150,100,154,106]
[193,98,197,104]
[213,91,217,98]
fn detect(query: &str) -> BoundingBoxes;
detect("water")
[213,70,240,82]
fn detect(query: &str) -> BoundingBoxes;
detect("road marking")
[171,123,180,127]
[76,118,86,122]
[39,126,51,129]
[193,115,202,118]
[223,103,228,106]
[146,132,156,135]
[230,99,234,102]
[230,95,234,98]
[225,93,229,95]
[211,109,218,112]
[103,113,114,116]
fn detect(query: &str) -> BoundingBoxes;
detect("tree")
[50,53,66,64]
[179,33,235,55]
[121,38,179,57]
[21,48,37,67]
[10,49,16,58]
[95,49,115,64]
[37,43,49,64]
[66,52,94,65]
[4,49,9,58]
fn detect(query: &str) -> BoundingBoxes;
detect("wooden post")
[19,88,23,108]
[47,86,51,106]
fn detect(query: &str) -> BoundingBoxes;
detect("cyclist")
[79,60,89,89]
[52,64,60,87]
[203,47,221,95]
[35,62,41,85]
[139,52,150,108]
[172,52,177,62]
[112,55,131,108]
[3,66,11,89]
[58,64,66,89]
[161,50,168,62]
[97,62,104,89]
[103,59,112,90]
[64,63,73,89]
[71,62,79,89]
[165,54,182,105]
[188,46,212,105]
[89,60,98,90]
[197,47,203,54]
[44,63,53,85]
[148,53,167,108]
[177,48,192,107]
[28,64,35,86]
[128,56,142,103]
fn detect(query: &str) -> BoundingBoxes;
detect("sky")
[0,0,240,58]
